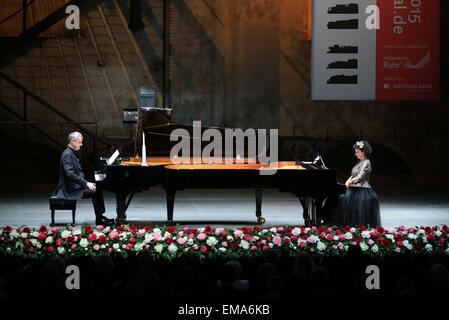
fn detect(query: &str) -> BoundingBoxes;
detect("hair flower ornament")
[356,141,364,149]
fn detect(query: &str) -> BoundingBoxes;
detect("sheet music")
[107,149,120,165]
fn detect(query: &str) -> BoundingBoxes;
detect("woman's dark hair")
[353,140,373,157]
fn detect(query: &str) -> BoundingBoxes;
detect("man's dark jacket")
[53,147,87,200]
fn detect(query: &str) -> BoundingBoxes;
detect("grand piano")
[96,107,345,225]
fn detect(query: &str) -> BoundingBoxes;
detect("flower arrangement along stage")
[1,225,449,260]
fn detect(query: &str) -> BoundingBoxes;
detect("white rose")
[15,242,24,249]
[333,236,339,241]
[144,234,153,243]
[418,229,426,235]
[269,227,277,233]
[134,243,143,251]
[422,236,428,243]
[79,238,89,248]
[407,233,416,240]
[344,245,349,251]
[268,243,274,248]
[206,237,218,247]
[155,243,164,253]
[317,242,326,251]
[164,231,171,238]
[153,228,161,234]
[395,247,401,253]
[425,244,433,252]
[32,231,39,238]
[58,247,65,254]
[168,244,178,253]
[360,242,369,251]
[219,247,227,253]
[338,242,344,250]
[45,236,53,244]
[113,243,120,250]
[36,243,42,249]
[385,234,394,240]
[371,244,379,253]
[368,239,374,246]
[239,240,250,250]
[21,232,28,239]
[10,230,19,239]
[187,238,194,245]
[61,230,72,239]
[304,228,311,233]
[345,232,353,240]
[30,239,38,247]
[292,227,301,236]
[350,227,356,233]
[435,231,442,237]
[226,236,234,241]
[361,231,371,239]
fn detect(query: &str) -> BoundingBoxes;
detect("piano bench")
[49,197,77,226]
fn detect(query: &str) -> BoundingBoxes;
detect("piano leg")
[313,196,326,226]
[116,192,128,224]
[255,189,265,224]
[297,196,311,226]
[166,190,176,224]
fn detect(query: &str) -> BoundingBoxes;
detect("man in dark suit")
[53,132,114,225]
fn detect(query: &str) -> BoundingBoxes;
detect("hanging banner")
[311,0,440,101]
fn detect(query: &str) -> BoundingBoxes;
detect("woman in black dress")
[333,141,381,227]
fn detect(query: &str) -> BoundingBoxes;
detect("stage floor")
[1,181,449,228]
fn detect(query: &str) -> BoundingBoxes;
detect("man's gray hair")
[68,131,83,144]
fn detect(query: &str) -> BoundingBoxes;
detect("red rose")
[395,234,404,241]
[24,239,30,245]
[39,226,48,233]
[376,227,385,234]
[98,235,107,244]
[201,245,208,253]
[84,225,93,233]
[425,227,432,233]
[167,226,176,234]
[38,233,46,241]
[56,238,63,246]
[354,237,361,244]
[244,235,252,242]
[22,227,31,233]
[291,235,298,241]
[231,243,238,250]
[284,237,291,244]
[130,225,138,233]
[415,242,423,249]
[360,226,368,232]
[28,247,35,253]
[285,226,293,234]
[66,236,74,243]
[88,233,97,242]
[117,226,124,233]
[205,226,212,234]
[252,226,261,233]
[262,245,270,251]
[4,226,12,233]
[144,226,153,233]
[326,234,333,241]
[165,237,173,244]
[47,246,55,253]
[335,229,341,235]
[439,238,445,245]
[221,231,228,238]
[397,241,403,248]
[427,233,435,240]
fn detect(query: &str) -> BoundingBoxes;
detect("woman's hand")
[345,177,352,188]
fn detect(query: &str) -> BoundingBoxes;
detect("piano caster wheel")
[257,217,266,225]
[116,219,127,225]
